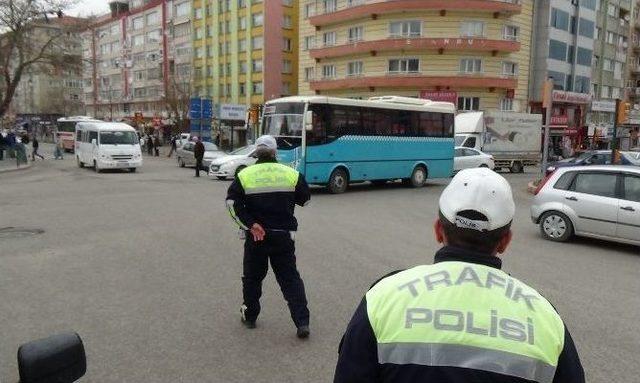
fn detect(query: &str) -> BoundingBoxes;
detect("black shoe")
[296,326,310,339]
[241,318,256,329]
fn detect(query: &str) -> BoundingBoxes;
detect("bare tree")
[163,72,191,133]
[0,0,83,117]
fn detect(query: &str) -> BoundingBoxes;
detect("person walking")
[146,134,153,155]
[334,168,585,383]
[0,131,6,161]
[153,135,160,157]
[31,136,44,161]
[167,135,177,157]
[226,135,311,338]
[193,136,204,177]
[53,135,64,160]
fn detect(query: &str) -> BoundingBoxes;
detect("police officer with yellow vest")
[334,168,584,383]
[226,135,311,339]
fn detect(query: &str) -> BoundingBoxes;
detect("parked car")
[454,147,494,172]
[208,145,257,180]
[621,151,640,166]
[176,141,225,169]
[545,150,612,174]
[531,165,640,246]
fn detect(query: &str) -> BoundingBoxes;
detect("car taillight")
[534,171,555,195]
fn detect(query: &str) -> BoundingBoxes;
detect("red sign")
[419,90,457,104]
[550,115,568,125]
[551,90,591,104]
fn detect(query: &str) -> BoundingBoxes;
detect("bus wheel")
[328,168,348,194]
[406,165,427,188]
[76,157,84,168]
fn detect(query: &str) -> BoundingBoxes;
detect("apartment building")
[191,0,298,105]
[298,0,533,113]
[82,0,192,124]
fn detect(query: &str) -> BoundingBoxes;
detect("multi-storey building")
[298,0,533,113]
[530,0,597,154]
[82,0,192,126]
[191,0,298,105]
[7,17,85,127]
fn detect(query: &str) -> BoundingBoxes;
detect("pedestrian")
[146,134,153,155]
[53,136,64,160]
[0,131,6,161]
[333,168,585,383]
[6,130,16,159]
[193,136,205,177]
[31,136,44,161]
[153,135,160,157]
[225,135,311,338]
[167,135,177,157]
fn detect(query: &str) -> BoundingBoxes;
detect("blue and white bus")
[261,96,455,193]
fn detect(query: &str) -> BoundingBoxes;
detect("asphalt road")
[0,154,638,382]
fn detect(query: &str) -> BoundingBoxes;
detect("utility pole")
[541,78,553,175]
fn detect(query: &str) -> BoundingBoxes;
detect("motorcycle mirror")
[18,332,86,383]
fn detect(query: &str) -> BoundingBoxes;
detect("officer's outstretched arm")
[295,174,311,207]
[552,326,585,383]
[226,179,257,230]
[334,298,379,383]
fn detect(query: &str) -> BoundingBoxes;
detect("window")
[134,70,145,80]
[550,8,569,30]
[322,64,336,78]
[132,34,144,46]
[388,58,419,73]
[577,48,592,66]
[324,0,336,13]
[146,11,159,26]
[304,3,315,18]
[304,36,316,50]
[252,59,263,72]
[175,2,190,17]
[460,58,482,73]
[500,98,514,111]
[574,76,590,93]
[582,0,596,10]
[239,61,247,73]
[567,45,574,64]
[132,17,143,30]
[304,67,315,81]
[323,31,336,46]
[195,8,203,19]
[283,0,293,6]
[503,25,519,41]
[604,58,614,71]
[572,172,616,198]
[458,97,480,111]
[549,39,567,61]
[239,82,246,96]
[239,39,246,52]
[347,61,363,76]
[502,61,518,76]
[348,26,363,42]
[283,37,292,52]
[578,18,594,38]
[252,36,263,50]
[612,87,621,99]
[601,85,611,98]
[624,175,640,202]
[389,21,422,37]
[252,82,263,94]
[238,0,246,8]
[282,82,291,95]
[239,17,247,30]
[252,13,263,26]
[607,3,616,17]
[460,21,484,37]
[283,15,292,29]
[194,28,203,40]
[595,27,601,39]
[282,59,292,74]
[607,31,615,44]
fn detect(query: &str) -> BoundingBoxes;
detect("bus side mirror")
[18,332,86,383]
[305,111,313,131]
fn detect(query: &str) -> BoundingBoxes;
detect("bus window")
[76,131,82,141]
[443,114,454,137]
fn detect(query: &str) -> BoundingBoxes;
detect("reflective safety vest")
[237,162,300,195]
[366,261,565,383]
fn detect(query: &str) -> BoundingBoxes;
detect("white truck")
[455,111,542,173]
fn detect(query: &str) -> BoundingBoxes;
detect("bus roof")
[266,96,456,114]
[76,122,136,132]
[57,116,101,122]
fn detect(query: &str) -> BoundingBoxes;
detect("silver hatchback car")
[531,165,640,246]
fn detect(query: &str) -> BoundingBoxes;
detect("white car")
[454,147,495,172]
[208,145,257,180]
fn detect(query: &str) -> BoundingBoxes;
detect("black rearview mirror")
[18,332,86,383]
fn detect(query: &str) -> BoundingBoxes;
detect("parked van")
[75,122,142,172]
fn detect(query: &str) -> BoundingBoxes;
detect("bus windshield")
[262,102,304,149]
[99,131,139,145]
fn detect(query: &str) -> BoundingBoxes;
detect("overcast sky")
[67,0,110,17]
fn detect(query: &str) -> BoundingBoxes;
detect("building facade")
[82,0,192,127]
[298,0,533,113]
[191,0,298,104]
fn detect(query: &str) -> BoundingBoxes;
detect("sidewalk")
[0,142,58,173]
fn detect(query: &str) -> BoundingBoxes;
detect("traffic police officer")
[334,168,585,382]
[226,135,311,338]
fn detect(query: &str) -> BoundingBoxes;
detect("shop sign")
[220,104,247,121]
[550,115,568,125]
[591,100,616,112]
[552,90,591,104]
[419,90,457,104]
[564,128,579,135]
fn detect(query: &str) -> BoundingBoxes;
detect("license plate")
[117,162,129,168]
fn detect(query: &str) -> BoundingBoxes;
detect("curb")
[0,163,32,174]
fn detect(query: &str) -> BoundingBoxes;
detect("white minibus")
[75,122,142,172]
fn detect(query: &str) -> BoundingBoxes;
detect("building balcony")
[310,37,520,60]
[309,0,522,28]
[309,74,517,92]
